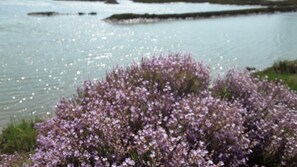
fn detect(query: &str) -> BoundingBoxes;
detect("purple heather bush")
[213,70,297,166]
[28,54,297,167]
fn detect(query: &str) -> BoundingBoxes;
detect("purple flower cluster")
[213,70,297,166]
[0,154,24,166]
[29,54,297,166]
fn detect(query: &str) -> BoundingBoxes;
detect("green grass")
[0,118,42,165]
[254,60,297,91]
[0,119,40,154]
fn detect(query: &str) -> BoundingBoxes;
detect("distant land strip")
[132,0,297,6]
[105,6,297,24]
[27,12,98,16]
[55,0,118,4]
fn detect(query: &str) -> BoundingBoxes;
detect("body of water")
[1,0,297,127]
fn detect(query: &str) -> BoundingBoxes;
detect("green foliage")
[0,119,39,154]
[254,60,297,91]
[272,60,297,74]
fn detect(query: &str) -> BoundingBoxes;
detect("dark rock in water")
[105,0,119,4]
[78,12,86,15]
[246,67,256,71]
[27,12,60,16]
[88,12,97,15]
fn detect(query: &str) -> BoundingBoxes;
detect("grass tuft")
[254,60,297,91]
[0,119,40,154]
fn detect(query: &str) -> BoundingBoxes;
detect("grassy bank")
[0,119,41,166]
[0,119,38,154]
[255,60,297,91]
[106,6,297,23]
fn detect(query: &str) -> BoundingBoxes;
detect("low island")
[27,11,98,16]
[132,0,297,6]
[106,6,297,24]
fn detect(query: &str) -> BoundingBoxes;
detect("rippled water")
[1,0,297,127]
